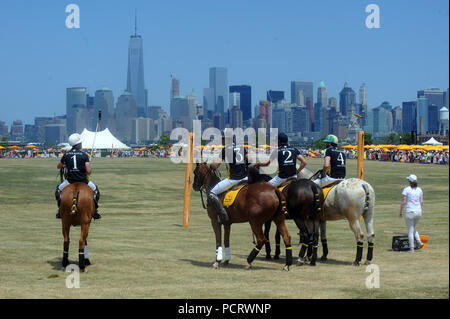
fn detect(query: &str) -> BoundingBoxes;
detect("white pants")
[268,175,297,188]
[313,175,344,188]
[405,210,422,250]
[58,180,97,193]
[210,177,248,195]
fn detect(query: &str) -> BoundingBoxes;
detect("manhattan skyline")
[0,0,448,127]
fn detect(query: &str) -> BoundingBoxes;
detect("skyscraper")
[339,82,356,117]
[66,87,88,134]
[209,67,228,115]
[359,83,367,106]
[229,85,252,122]
[116,91,137,142]
[315,81,327,133]
[126,13,147,117]
[417,97,429,134]
[94,87,115,132]
[291,81,313,106]
[402,101,417,133]
[171,77,180,100]
[267,90,284,104]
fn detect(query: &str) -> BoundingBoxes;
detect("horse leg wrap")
[355,241,364,264]
[281,200,287,214]
[321,239,328,259]
[247,245,262,264]
[275,243,281,258]
[299,243,308,258]
[62,251,69,268]
[285,245,293,266]
[216,246,223,262]
[307,242,313,258]
[79,248,85,270]
[367,242,374,261]
[265,241,271,259]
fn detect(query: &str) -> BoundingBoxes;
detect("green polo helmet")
[323,134,338,144]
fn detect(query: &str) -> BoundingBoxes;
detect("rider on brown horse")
[55,133,101,220]
[256,133,307,187]
[208,137,248,225]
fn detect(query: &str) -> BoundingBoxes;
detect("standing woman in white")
[399,174,424,253]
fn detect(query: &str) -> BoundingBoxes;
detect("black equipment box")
[392,235,418,251]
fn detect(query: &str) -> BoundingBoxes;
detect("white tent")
[79,128,130,149]
[422,137,443,146]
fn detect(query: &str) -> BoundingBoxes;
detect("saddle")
[321,180,343,200]
[222,182,247,207]
[277,177,297,193]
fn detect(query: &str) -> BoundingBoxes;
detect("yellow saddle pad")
[223,185,246,207]
[278,180,293,193]
[322,184,336,201]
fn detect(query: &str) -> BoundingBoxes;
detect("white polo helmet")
[68,133,82,147]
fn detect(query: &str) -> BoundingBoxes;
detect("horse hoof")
[266,255,272,260]
[212,262,220,269]
[320,256,328,262]
[244,263,252,270]
[310,262,316,267]
[364,260,371,265]
[85,259,91,266]
[283,265,290,271]
[274,255,280,260]
[296,258,305,266]
[223,260,230,266]
[353,261,361,266]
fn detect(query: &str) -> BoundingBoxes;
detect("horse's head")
[193,163,210,191]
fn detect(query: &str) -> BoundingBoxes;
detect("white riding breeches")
[210,177,248,196]
[58,180,97,193]
[405,210,422,250]
[268,175,297,188]
[313,175,344,188]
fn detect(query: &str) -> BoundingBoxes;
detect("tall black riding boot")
[55,186,61,219]
[207,193,230,225]
[93,187,101,220]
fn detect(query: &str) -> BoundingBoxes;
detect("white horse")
[298,167,376,266]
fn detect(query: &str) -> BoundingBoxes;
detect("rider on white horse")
[314,134,346,188]
[55,133,101,220]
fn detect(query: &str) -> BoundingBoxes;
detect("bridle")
[193,163,221,210]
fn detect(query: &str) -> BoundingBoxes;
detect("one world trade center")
[126,13,147,117]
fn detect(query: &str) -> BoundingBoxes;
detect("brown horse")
[60,182,95,272]
[193,163,293,270]
[248,167,324,266]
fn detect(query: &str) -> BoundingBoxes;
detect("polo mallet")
[90,110,102,159]
[342,113,363,140]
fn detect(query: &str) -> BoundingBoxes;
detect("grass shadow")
[179,258,274,270]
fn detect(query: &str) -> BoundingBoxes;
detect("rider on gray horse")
[314,134,346,188]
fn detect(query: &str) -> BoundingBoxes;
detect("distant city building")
[0,121,8,138]
[229,85,252,122]
[10,120,24,141]
[148,106,164,120]
[209,67,228,115]
[126,17,147,117]
[291,81,313,107]
[66,87,88,135]
[132,117,154,145]
[402,101,417,133]
[230,105,243,129]
[417,88,445,108]
[45,123,66,145]
[94,87,115,133]
[417,97,429,134]
[258,101,271,128]
[392,106,402,133]
[428,103,439,133]
[291,106,310,134]
[328,97,337,109]
[317,81,327,108]
[229,92,241,109]
[203,88,215,119]
[339,82,356,117]
[116,91,137,142]
[171,77,180,100]
[267,90,284,104]
[359,83,367,106]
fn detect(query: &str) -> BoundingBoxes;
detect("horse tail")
[362,183,370,216]
[71,186,80,215]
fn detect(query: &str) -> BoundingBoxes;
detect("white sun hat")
[406,174,417,182]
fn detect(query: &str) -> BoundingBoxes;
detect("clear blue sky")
[0,0,448,127]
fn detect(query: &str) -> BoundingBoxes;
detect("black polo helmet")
[278,133,288,145]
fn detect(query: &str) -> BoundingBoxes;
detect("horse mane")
[248,166,272,184]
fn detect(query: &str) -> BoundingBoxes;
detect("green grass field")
[0,157,448,299]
